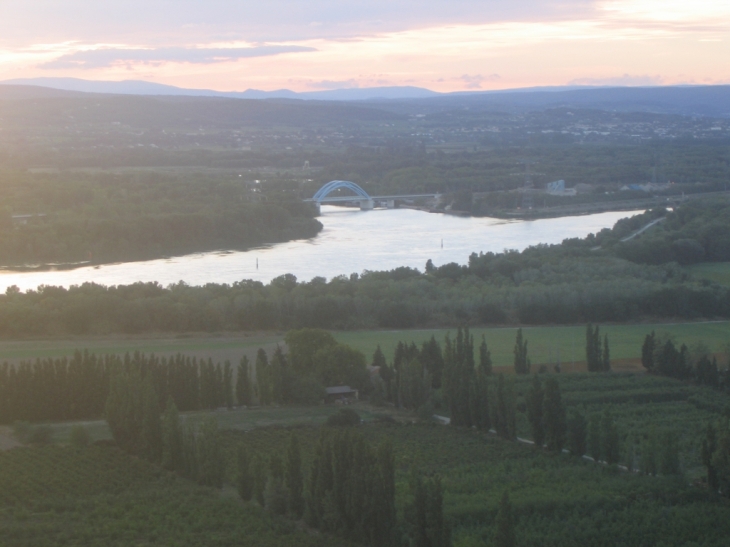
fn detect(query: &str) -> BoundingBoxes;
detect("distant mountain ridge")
[0,77,441,101]
[1,77,729,117]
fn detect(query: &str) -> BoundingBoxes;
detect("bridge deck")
[305,194,439,202]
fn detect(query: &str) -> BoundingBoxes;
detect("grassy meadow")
[690,261,730,287]
[0,321,727,372]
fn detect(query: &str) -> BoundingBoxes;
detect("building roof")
[325,386,357,395]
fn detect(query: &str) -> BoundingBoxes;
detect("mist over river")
[0,206,642,292]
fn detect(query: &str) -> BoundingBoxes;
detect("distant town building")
[620,182,673,192]
[546,180,577,196]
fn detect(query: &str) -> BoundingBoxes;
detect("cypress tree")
[493,491,515,547]
[269,345,287,405]
[602,334,611,372]
[393,342,406,408]
[479,335,492,376]
[161,397,183,473]
[641,331,656,372]
[588,414,601,462]
[255,348,270,406]
[421,336,444,389]
[513,329,530,375]
[236,356,252,407]
[286,434,305,518]
[223,360,234,409]
[410,473,449,547]
[473,369,491,432]
[586,324,604,372]
[543,378,566,453]
[525,375,545,448]
[600,408,620,465]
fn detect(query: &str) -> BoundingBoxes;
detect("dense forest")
[0,170,320,266]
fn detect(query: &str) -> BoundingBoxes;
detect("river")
[0,206,641,292]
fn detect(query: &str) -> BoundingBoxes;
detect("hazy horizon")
[0,1,728,93]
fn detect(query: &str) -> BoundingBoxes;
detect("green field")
[690,262,730,287]
[1,321,728,370]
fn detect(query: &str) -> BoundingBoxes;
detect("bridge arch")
[311,180,371,203]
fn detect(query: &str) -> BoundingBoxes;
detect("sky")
[0,0,728,92]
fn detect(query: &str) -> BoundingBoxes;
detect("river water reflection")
[0,206,642,292]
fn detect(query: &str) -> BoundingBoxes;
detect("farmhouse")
[325,385,359,404]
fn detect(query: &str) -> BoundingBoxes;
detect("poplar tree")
[602,335,611,371]
[372,345,387,369]
[105,370,161,462]
[567,408,587,457]
[641,331,656,372]
[269,345,287,405]
[236,356,253,407]
[493,374,515,440]
[479,335,492,376]
[588,414,601,462]
[421,336,445,389]
[223,360,234,409]
[543,378,566,453]
[525,376,545,448]
[161,397,183,473]
[600,408,620,465]
[255,348,270,405]
[410,473,450,547]
[586,324,604,372]
[513,329,530,375]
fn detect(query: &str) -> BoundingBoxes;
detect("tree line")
[0,330,373,424]
[0,169,321,266]
[642,331,728,389]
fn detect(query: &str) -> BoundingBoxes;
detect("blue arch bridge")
[304,180,440,212]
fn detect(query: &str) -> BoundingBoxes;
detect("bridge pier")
[359,199,374,210]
